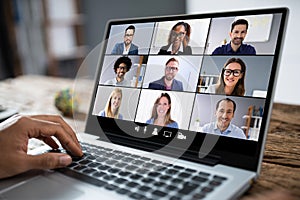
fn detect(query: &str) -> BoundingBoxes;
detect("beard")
[232,37,243,45]
[125,40,131,46]
[165,74,175,81]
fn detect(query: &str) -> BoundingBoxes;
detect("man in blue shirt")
[201,98,246,139]
[212,19,256,55]
[148,57,183,91]
[111,25,139,55]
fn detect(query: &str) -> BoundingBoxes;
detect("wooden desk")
[0,75,299,199]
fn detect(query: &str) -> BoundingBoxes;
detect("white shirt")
[167,42,184,54]
[122,43,131,54]
[105,78,131,87]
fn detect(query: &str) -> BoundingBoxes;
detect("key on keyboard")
[57,142,228,199]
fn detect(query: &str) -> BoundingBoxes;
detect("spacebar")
[57,168,107,187]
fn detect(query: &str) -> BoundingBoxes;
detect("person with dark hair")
[146,93,178,128]
[212,19,256,55]
[158,21,192,55]
[201,98,246,139]
[99,88,123,119]
[111,25,139,55]
[148,57,183,91]
[205,57,246,96]
[105,56,132,86]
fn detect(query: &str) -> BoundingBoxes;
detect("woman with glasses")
[205,57,246,96]
[158,21,192,55]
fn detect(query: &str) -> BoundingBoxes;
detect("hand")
[0,114,83,179]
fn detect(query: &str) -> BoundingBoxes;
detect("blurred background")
[0,0,299,105]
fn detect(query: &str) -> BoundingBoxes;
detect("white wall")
[186,0,300,105]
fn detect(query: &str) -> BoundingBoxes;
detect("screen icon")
[163,131,172,138]
[152,128,158,135]
[134,126,140,132]
[177,132,186,140]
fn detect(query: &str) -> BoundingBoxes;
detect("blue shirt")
[99,110,123,120]
[111,42,139,55]
[146,118,178,128]
[212,43,256,55]
[201,122,246,139]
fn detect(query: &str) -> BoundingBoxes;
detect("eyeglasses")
[223,69,243,77]
[171,31,185,38]
[118,66,127,70]
[165,66,178,72]
[125,34,134,37]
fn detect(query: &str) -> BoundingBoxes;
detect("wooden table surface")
[0,75,299,199]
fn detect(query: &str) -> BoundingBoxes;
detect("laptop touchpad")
[0,175,83,199]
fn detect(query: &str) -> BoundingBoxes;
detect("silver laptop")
[0,7,288,200]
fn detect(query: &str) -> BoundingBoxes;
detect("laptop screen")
[86,8,288,171]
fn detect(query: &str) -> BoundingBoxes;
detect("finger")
[26,153,72,170]
[43,137,60,149]
[30,115,81,149]
[22,117,83,157]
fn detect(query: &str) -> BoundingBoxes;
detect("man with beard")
[111,25,139,55]
[148,57,183,91]
[212,19,256,55]
[201,98,246,139]
[105,56,132,86]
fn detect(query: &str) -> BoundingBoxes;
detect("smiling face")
[124,29,134,46]
[215,100,235,132]
[223,62,243,88]
[156,96,170,118]
[230,24,247,46]
[165,60,179,81]
[170,25,186,48]
[110,92,122,112]
[116,63,128,80]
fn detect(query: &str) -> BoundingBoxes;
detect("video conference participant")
[148,57,183,91]
[146,93,178,128]
[99,88,123,119]
[200,98,246,139]
[105,56,132,86]
[212,19,256,55]
[111,25,139,55]
[205,57,246,96]
[158,21,192,55]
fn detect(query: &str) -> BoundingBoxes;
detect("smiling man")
[201,98,246,139]
[148,57,183,91]
[105,56,132,86]
[212,19,256,55]
[111,25,139,55]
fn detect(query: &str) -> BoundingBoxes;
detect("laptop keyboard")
[57,142,228,200]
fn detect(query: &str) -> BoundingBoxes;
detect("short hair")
[113,56,132,73]
[165,57,179,66]
[125,25,135,34]
[231,19,249,32]
[216,98,236,113]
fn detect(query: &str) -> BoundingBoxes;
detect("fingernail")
[59,155,72,166]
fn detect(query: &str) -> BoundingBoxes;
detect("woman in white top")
[206,57,246,96]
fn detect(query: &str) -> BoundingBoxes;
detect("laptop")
[0,7,288,200]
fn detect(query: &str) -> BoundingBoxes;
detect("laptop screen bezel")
[84,7,288,172]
